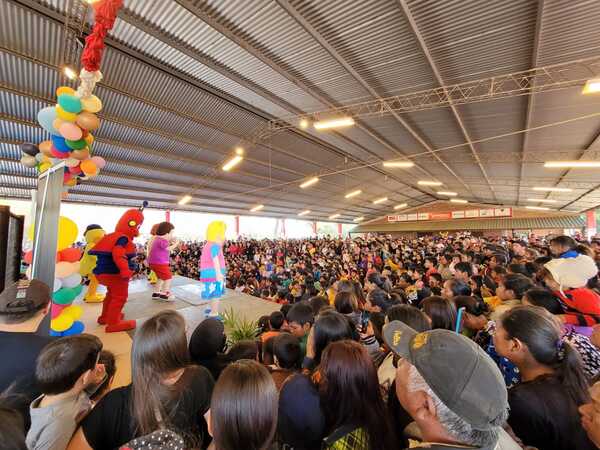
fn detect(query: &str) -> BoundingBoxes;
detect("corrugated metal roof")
[353,215,586,233]
[1,0,600,219]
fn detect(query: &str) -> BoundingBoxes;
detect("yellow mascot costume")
[80,224,106,303]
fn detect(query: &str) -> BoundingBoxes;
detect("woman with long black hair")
[318,340,397,450]
[68,311,214,449]
[494,306,595,450]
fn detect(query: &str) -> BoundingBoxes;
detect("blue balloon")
[61,320,85,336]
[49,329,63,337]
[51,135,71,153]
[37,106,59,135]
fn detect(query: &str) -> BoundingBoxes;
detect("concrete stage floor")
[76,276,279,388]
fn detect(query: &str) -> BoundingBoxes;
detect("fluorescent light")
[63,66,77,80]
[222,155,243,171]
[300,177,319,189]
[582,78,600,94]
[345,189,362,199]
[383,161,414,168]
[298,210,311,217]
[418,180,443,186]
[373,197,388,205]
[394,203,407,210]
[437,191,457,196]
[450,199,468,204]
[533,187,573,192]
[250,204,264,212]
[235,147,244,156]
[527,198,557,204]
[328,213,341,220]
[526,206,550,211]
[314,117,355,130]
[299,118,310,129]
[353,216,364,222]
[178,195,192,205]
[544,161,600,168]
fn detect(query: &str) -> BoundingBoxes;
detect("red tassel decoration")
[80,0,124,72]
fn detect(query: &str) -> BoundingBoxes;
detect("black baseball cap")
[383,320,507,431]
[0,279,51,317]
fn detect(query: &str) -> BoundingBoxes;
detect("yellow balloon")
[84,134,94,146]
[27,216,78,250]
[51,314,74,332]
[39,162,52,173]
[56,86,75,97]
[56,104,77,122]
[81,95,102,113]
[62,304,83,320]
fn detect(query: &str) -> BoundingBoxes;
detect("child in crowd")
[147,222,179,301]
[27,334,105,450]
[285,303,314,357]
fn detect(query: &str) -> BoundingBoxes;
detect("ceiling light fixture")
[222,155,243,171]
[394,203,408,210]
[418,180,443,186]
[437,191,458,196]
[544,161,600,168]
[382,161,414,168]
[526,206,551,211]
[328,213,341,220]
[450,198,468,204]
[526,198,557,203]
[354,216,364,222]
[345,189,362,199]
[300,177,319,189]
[63,66,77,80]
[298,210,311,217]
[299,118,310,129]
[250,204,264,212]
[532,187,573,192]
[314,117,355,130]
[373,197,388,204]
[582,78,600,94]
[178,195,192,205]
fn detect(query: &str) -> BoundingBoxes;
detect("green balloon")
[57,94,82,114]
[52,284,83,304]
[66,138,87,150]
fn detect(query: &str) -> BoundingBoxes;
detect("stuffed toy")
[90,201,147,332]
[80,224,105,303]
[199,221,227,317]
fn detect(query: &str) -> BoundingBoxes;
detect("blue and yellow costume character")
[80,224,105,303]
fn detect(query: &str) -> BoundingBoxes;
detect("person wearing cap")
[382,319,520,450]
[0,279,54,431]
[542,254,600,327]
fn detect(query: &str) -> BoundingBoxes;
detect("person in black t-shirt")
[494,306,596,450]
[68,310,214,450]
[0,279,54,431]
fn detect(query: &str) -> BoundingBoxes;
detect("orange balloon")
[71,148,90,160]
[24,250,33,265]
[61,191,69,200]
[80,159,98,176]
[76,112,100,131]
[56,86,75,97]
[39,140,53,157]
[84,134,94,146]
[53,118,64,131]
[65,178,77,187]
[58,247,81,263]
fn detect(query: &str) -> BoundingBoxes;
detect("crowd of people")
[2,232,600,449]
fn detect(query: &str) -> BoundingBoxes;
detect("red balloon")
[51,146,69,159]
[58,247,81,263]
[24,250,33,264]
[63,171,73,183]
[68,165,81,174]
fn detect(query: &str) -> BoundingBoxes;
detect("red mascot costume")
[90,201,147,332]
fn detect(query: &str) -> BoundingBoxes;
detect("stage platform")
[76,276,279,388]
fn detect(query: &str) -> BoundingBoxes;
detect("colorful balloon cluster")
[19,86,106,196]
[25,216,86,336]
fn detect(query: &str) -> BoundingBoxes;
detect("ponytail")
[554,341,590,406]
[501,306,590,406]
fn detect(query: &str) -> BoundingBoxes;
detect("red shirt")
[556,288,600,326]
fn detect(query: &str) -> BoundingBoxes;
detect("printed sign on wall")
[386,207,513,222]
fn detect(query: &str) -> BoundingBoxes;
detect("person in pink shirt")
[147,222,179,301]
